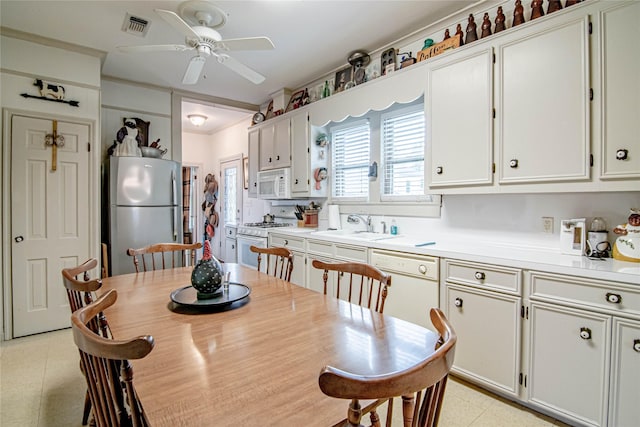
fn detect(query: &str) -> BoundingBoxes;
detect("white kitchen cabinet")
[442,259,522,397]
[527,271,640,427]
[427,47,493,188]
[290,111,310,193]
[598,1,640,179]
[305,239,367,298]
[608,318,640,427]
[248,129,259,197]
[224,225,237,263]
[259,117,290,170]
[497,15,590,184]
[528,302,610,427]
[269,233,305,287]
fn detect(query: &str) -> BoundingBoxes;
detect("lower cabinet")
[609,318,640,427]
[528,302,610,427]
[526,271,640,427]
[444,284,521,397]
[288,250,305,287]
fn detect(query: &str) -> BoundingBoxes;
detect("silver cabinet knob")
[436,166,443,175]
[509,159,518,168]
[616,149,628,160]
[580,327,592,340]
[474,272,485,280]
[284,239,288,245]
[633,339,640,353]
[418,265,427,274]
[14,236,24,243]
[606,293,622,304]
[454,297,463,308]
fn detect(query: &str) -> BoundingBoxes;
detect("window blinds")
[382,108,425,196]
[332,121,370,198]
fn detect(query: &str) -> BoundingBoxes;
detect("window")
[381,106,424,197]
[331,120,370,199]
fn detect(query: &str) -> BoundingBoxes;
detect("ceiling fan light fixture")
[188,114,208,126]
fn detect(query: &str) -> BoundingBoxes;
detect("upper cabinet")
[496,15,590,184]
[259,117,291,170]
[248,129,259,197]
[427,47,494,188]
[598,1,640,180]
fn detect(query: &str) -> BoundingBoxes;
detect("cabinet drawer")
[335,244,367,262]
[529,271,640,318]
[269,234,304,252]
[225,226,237,238]
[307,239,333,257]
[444,259,521,294]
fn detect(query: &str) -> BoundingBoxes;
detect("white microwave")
[257,167,291,199]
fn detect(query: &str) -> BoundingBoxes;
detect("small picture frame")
[285,90,305,113]
[334,66,353,93]
[243,157,249,189]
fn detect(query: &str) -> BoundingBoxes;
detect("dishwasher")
[370,249,439,330]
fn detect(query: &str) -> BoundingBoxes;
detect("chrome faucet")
[347,214,373,232]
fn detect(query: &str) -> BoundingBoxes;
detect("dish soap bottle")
[390,219,398,235]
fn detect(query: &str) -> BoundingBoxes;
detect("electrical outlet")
[542,217,554,234]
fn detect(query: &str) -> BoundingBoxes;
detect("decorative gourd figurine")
[191,240,224,298]
[531,0,545,20]
[495,6,506,33]
[455,23,465,45]
[481,12,492,38]
[465,14,478,44]
[513,0,526,27]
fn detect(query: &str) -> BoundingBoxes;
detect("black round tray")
[170,283,251,308]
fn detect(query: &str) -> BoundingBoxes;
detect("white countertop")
[269,227,640,286]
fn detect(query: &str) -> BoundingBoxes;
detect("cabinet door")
[528,302,609,427]
[444,284,521,397]
[224,238,237,263]
[273,118,291,168]
[609,318,640,427]
[497,16,590,184]
[306,255,335,294]
[289,250,305,288]
[259,123,275,170]
[599,2,640,179]
[291,112,310,194]
[427,48,493,187]
[248,129,259,196]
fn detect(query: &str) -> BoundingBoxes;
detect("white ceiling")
[1,0,479,132]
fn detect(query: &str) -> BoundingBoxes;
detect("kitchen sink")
[310,229,401,241]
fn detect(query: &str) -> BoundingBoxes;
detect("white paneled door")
[11,115,90,337]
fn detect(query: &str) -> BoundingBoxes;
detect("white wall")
[1,35,102,340]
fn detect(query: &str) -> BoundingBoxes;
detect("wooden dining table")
[98,263,440,426]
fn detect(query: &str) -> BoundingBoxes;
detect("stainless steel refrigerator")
[107,157,182,275]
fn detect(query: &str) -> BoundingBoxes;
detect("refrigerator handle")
[172,170,178,241]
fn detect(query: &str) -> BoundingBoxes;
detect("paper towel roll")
[328,205,341,230]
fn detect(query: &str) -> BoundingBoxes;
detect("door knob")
[616,149,628,160]
[436,166,443,175]
[509,159,519,168]
[454,297,463,308]
[14,236,24,243]
[580,327,592,340]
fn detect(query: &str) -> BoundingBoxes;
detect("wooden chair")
[319,308,457,427]
[126,242,202,272]
[61,258,108,425]
[250,245,294,281]
[311,259,391,313]
[71,289,154,427]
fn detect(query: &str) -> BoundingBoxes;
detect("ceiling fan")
[117,1,274,85]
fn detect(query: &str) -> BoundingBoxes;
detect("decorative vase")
[191,240,224,298]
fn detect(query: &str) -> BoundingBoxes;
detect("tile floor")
[1,328,569,427]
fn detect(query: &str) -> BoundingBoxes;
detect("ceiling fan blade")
[214,37,275,52]
[182,56,207,85]
[155,8,201,40]
[218,55,265,84]
[117,44,192,53]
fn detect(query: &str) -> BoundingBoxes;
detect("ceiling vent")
[122,13,150,37]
